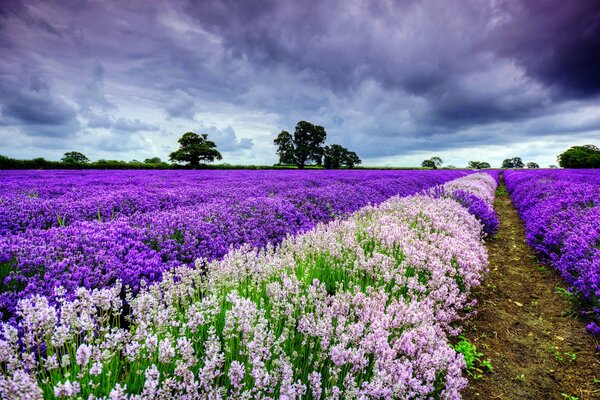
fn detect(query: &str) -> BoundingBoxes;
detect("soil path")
[462,176,600,400]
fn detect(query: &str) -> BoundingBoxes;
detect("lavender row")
[0,170,467,235]
[504,169,600,342]
[0,170,469,319]
[0,173,497,399]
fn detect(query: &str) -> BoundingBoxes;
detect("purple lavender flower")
[505,169,600,342]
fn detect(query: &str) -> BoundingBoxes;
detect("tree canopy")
[467,161,491,169]
[61,151,90,164]
[557,145,600,168]
[293,121,327,168]
[169,132,222,167]
[421,156,443,169]
[273,121,360,169]
[273,131,296,165]
[526,162,540,169]
[501,157,524,168]
[323,144,362,169]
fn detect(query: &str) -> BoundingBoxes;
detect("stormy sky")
[1,0,599,167]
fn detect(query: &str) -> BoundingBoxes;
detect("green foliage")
[557,144,600,168]
[495,186,508,197]
[547,345,577,363]
[561,393,580,400]
[451,336,492,379]
[323,144,362,169]
[143,157,162,164]
[526,162,540,168]
[468,161,491,169]
[61,151,90,164]
[421,157,443,169]
[274,121,361,169]
[169,132,223,167]
[273,130,296,165]
[564,352,577,362]
[421,160,435,168]
[94,159,172,169]
[293,121,327,168]
[554,285,581,314]
[501,157,524,168]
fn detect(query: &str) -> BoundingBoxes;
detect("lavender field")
[0,170,473,319]
[0,171,504,399]
[505,169,600,344]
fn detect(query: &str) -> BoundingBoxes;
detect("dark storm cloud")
[0,0,599,163]
[184,0,599,117]
[491,0,600,97]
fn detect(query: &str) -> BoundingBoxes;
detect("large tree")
[273,130,296,165]
[293,121,326,168]
[169,132,222,167]
[557,145,600,168]
[62,151,90,164]
[501,157,524,168]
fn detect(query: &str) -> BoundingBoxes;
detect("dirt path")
[462,177,600,400]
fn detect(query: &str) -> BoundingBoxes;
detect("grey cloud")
[0,64,80,136]
[112,118,157,132]
[201,125,254,152]
[87,115,157,132]
[74,61,114,114]
[164,90,198,119]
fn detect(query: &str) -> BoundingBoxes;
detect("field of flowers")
[505,169,600,344]
[0,170,472,321]
[0,172,499,399]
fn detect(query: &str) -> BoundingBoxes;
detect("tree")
[273,131,296,165]
[526,162,540,169]
[421,159,435,169]
[144,157,162,164]
[501,157,524,168]
[468,161,491,169]
[323,144,362,169]
[557,145,600,168]
[62,151,90,164]
[421,157,443,169]
[345,151,361,169]
[169,132,222,167]
[293,121,326,168]
[430,156,443,169]
[549,164,559,169]
[323,144,345,169]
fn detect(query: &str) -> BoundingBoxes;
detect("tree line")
[1,129,598,170]
[420,156,543,169]
[446,144,600,169]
